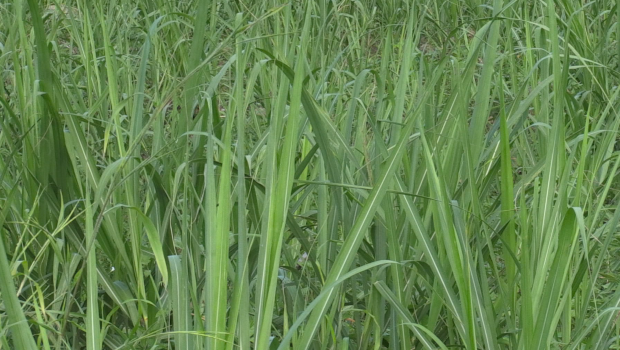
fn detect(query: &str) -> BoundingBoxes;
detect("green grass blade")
[169,255,191,349]
[84,187,101,350]
[0,189,37,349]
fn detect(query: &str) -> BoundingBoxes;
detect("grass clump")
[1,0,620,349]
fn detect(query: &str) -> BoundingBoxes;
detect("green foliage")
[1,0,620,349]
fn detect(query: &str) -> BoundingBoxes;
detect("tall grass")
[1,0,620,349]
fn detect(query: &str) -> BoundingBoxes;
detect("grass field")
[1,0,620,349]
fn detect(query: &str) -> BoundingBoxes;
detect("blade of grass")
[0,188,37,349]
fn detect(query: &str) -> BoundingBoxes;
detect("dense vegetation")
[1,0,620,349]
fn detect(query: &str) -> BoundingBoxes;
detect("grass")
[1,0,620,349]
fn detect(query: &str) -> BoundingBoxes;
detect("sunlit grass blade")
[169,255,191,349]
